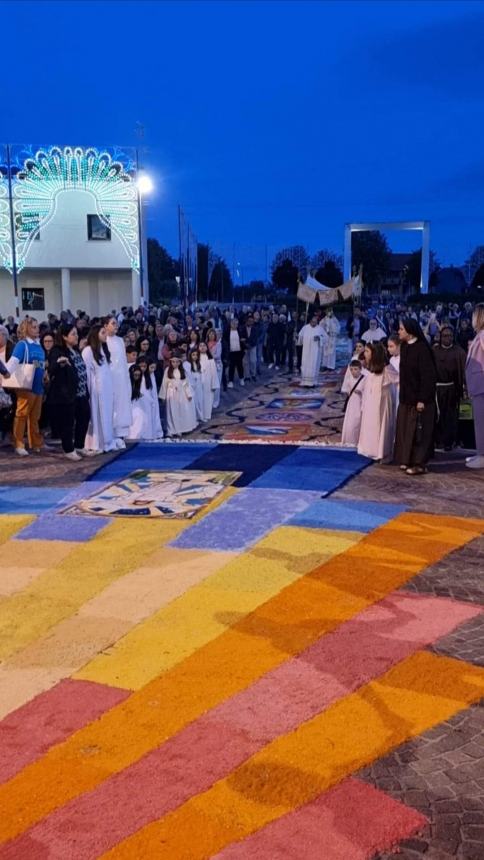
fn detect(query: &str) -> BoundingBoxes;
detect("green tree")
[271,258,299,293]
[351,231,391,291]
[314,260,343,289]
[310,249,343,272]
[209,256,233,302]
[405,249,438,292]
[271,246,310,282]
[471,263,484,289]
[147,238,179,304]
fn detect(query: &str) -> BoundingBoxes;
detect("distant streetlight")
[137,174,154,195]
[136,173,154,305]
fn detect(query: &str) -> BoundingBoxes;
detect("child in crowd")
[184,348,204,423]
[159,353,197,439]
[357,342,398,462]
[199,342,220,422]
[341,359,365,445]
[387,334,400,372]
[128,361,163,442]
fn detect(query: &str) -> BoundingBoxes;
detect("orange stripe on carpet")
[100,652,484,859]
[0,513,481,844]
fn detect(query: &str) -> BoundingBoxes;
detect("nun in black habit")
[394,318,437,475]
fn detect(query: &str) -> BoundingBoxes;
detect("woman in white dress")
[184,349,204,423]
[159,354,197,438]
[206,329,223,408]
[199,342,220,422]
[104,315,132,448]
[357,342,398,462]
[147,358,163,440]
[82,324,116,453]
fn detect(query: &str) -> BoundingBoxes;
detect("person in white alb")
[298,316,328,387]
[321,309,340,370]
[104,314,132,448]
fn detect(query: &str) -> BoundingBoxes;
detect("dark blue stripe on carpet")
[185,442,296,487]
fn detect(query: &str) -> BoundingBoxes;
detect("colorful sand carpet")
[196,369,347,443]
[0,442,483,859]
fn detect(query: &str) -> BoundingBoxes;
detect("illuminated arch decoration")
[0,164,10,271]
[7,145,139,273]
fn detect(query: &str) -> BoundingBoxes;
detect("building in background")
[0,144,149,318]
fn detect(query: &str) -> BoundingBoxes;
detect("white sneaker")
[240,380,245,386]
[466,455,484,470]
[83,449,102,457]
[15,447,29,457]
[64,451,82,462]
[275,366,280,370]
[115,438,126,450]
[227,381,234,388]
[268,363,274,369]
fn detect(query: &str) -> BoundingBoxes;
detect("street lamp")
[136,172,154,306]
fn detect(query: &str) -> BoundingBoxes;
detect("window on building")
[87,214,111,241]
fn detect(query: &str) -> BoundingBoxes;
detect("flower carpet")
[0,441,483,859]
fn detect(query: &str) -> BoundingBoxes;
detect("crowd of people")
[0,297,482,471]
[341,300,484,472]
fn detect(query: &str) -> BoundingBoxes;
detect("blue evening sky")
[1,0,483,280]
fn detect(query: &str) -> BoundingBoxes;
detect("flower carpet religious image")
[0,442,483,859]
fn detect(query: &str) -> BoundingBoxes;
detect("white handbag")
[2,342,36,390]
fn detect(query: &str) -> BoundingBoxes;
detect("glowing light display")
[0,145,140,272]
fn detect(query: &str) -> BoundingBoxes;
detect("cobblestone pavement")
[361,702,484,860]
[402,536,484,605]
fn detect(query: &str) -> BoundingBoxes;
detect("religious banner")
[297,280,317,303]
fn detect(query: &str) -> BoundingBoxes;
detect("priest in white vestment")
[321,310,340,370]
[297,316,328,387]
[105,316,133,448]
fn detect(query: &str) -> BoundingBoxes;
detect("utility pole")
[6,145,20,319]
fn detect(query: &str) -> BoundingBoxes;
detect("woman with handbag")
[465,303,484,470]
[5,317,46,457]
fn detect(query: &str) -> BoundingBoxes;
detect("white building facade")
[0,144,148,318]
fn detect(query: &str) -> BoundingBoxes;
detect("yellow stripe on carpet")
[0,550,237,721]
[0,515,34,545]
[75,526,363,689]
[0,488,236,664]
[0,540,80,597]
[0,513,480,842]
[102,652,484,860]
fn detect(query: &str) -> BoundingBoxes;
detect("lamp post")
[136,172,154,308]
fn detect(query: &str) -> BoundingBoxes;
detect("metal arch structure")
[344,220,431,294]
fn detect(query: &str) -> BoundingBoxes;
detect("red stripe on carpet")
[0,679,130,784]
[0,594,475,859]
[212,777,427,859]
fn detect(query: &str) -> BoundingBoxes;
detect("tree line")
[148,231,484,305]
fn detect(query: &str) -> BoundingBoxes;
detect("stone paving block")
[363,701,484,860]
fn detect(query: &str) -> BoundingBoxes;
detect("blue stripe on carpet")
[185,442,295,487]
[0,486,69,514]
[14,513,110,541]
[169,487,320,551]
[248,448,370,493]
[288,498,407,532]
[85,443,215,482]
